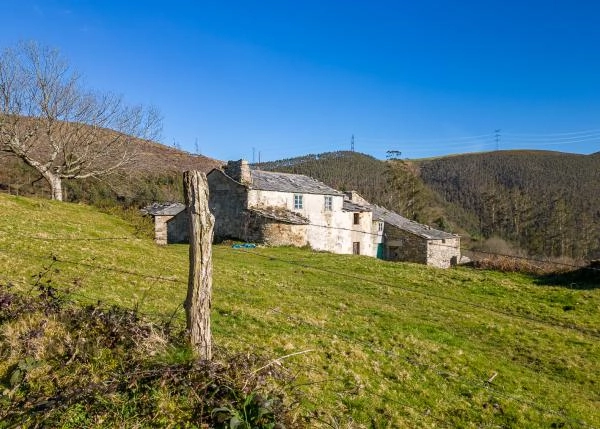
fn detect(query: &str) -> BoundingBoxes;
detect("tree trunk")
[48,174,63,201]
[183,171,215,360]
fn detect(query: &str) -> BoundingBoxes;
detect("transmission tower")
[494,129,501,151]
[351,134,355,152]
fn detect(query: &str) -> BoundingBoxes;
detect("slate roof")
[247,206,309,225]
[371,205,457,240]
[342,200,372,212]
[249,170,344,196]
[141,202,186,216]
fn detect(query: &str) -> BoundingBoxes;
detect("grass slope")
[1,193,599,428]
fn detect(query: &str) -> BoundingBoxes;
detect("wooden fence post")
[183,171,215,360]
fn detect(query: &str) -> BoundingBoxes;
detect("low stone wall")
[242,211,307,246]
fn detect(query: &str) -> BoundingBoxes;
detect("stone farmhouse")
[207,160,460,268]
[207,160,378,256]
[143,160,461,268]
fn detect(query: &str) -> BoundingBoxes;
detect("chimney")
[224,159,252,185]
[344,190,369,205]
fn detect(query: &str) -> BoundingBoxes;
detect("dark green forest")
[419,151,600,259]
[259,150,600,260]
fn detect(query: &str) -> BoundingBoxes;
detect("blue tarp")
[231,243,257,249]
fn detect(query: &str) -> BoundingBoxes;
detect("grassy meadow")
[0,193,599,428]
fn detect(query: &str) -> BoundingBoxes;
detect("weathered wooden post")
[183,171,215,360]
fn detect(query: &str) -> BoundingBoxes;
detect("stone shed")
[141,202,189,245]
[371,205,460,268]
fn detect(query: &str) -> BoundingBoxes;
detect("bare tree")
[0,42,162,200]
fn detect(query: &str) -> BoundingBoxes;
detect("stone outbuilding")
[372,205,460,268]
[141,202,188,245]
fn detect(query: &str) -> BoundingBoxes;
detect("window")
[294,194,303,210]
[324,195,333,211]
[353,242,360,255]
[353,213,360,225]
[378,222,384,232]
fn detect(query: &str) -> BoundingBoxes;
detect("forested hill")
[258,152,388,202]
[418,150,600,259]
[257,151,472,235]
[258,150,600,260]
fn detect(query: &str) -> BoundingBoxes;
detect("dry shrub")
[467,254,566,275]
[0,283,302,428]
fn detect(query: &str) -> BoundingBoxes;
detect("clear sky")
[1,0,599,161]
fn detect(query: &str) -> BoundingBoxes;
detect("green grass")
[1,193,599,428]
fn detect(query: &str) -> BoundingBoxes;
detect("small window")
[353,242,360,255]
[378,222,384,232]
[353,213,360,225]
[294,194,303,210]
[324,195,333,211]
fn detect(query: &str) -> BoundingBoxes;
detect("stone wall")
[385,225,461,268]
[166,211,189,244]
[224,160,252,185]
[207,170,248,241]
[154,215,171,245]
[385,225,428,264]
[154,212,189,245]
[427,237,461,269]
[242,212,308,246]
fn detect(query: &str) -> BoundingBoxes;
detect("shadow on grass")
[534,265,600,290]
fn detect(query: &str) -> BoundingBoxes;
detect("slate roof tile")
[371,205,457,240]
[250,170,344,196]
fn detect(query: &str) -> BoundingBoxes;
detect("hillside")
[1,193,599,427]
[0,122,223,205]
[258,150,600,260]
[418,150,600,259]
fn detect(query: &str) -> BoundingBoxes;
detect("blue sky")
[1,0,599,161]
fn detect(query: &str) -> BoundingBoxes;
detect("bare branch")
[0,41,163,200]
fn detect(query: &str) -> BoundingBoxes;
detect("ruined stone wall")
[241,211,307,246]
[263,223,307,247]
[207,170,248,242]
